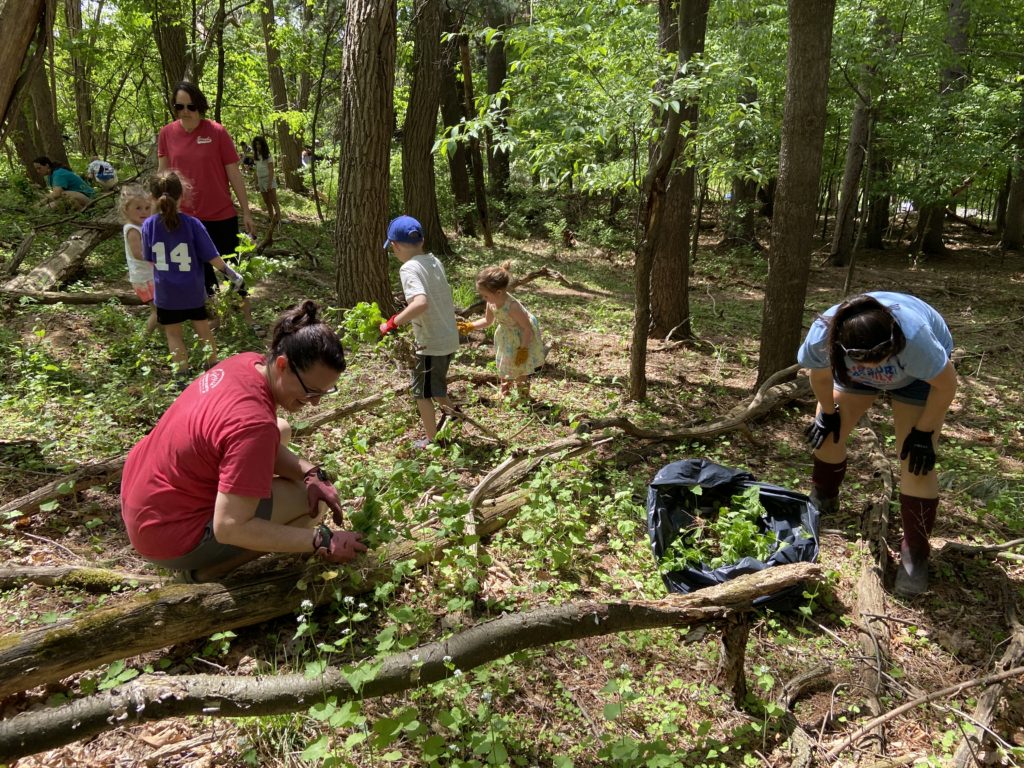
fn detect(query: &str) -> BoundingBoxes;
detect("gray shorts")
[144,496,274,571]
[836,378,931,405]
[411,353,452,399]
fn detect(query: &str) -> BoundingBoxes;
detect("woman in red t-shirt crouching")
[120,301,367,582]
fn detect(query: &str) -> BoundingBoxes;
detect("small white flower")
[358,602,367,610]
[297,615,307,624]
[443,655,452,664]
[481,691,493,703]
[619,663,630,675]
[300,599,313,611]
[343,596,355,606]
[453,669,462,677]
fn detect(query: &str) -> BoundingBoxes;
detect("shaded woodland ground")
[1,198,1023,766]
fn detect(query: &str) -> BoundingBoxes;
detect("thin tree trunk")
[440,13,475,236]
[334,0,398,311]
[63,0,96,155]
[296,0,314,110]
[865,152,890,248]
[755,0,836,388]
[28,59,68,165]
[1000,86,1024,250]
[260,0,306,193]
[828,97,869,266]
[484,2,512,197]
[0,0,51,142]
[459,34,493,246]
[403,0,451,256]
[722,66,758,249]
[995,166,1011,233]
[213,0,225,123]
[12,107,44,185]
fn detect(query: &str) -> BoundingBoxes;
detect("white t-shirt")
[123,223,154,286]
[87,159,116,179]
[399,253,459,356]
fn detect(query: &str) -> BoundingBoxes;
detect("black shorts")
[411,353,453,399]
[199,216,248,297]
[157,304,210,325]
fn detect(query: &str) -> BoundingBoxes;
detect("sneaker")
[412,438,432,450]
[171,569,199,584]
[809,488,839,515]
[894,546,929,597]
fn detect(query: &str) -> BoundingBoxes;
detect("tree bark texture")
[865,152,890,249]
[259,0,305,193]
[723,69,759,249]
[1000,86,1024,251]
[0,564,822,762]
[4,210,121,292]
[755,0,836,388]
[402,0,452,256]
[12,106,45,185]
[152,0,190,100]
[440,14,475,236]
[0,0,51,145]
[29,60,68,166]
[63,0,96,156]
[484,1,512,197]
[828,89,870,266]
[648,0,708,341]
[334,0,398,312]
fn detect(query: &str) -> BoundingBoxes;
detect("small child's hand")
[456,320,474,335]
[514,347,529,366]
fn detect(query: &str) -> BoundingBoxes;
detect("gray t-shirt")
[399,253,459,356]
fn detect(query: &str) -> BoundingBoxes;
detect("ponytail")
[148,171,184,230]
[267,300,346,373]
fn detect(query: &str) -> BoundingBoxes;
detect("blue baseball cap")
[383,215,424,249]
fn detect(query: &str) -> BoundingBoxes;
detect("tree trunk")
[12,106,44,185]
[828,95,869,266]
[1000,87,1024,251]
[440,13,475,236]
[402,0,451,256]
[260,0,306,194]
[995,166,1011,233]
[296,0,314,110]
[649,0,707,341]
[0,564,822,764]
[334,0,397,311]
[864,152,890,248]
[722,71,758,249]
[0,0,51,142]
[213,0,226,123]
[63,0,95,156]
[152,1,190,101]
[755,0,836,388]
[4,210,121,292]
[28,60,68,165]
[484,1,512,198]
[459,34,494,246]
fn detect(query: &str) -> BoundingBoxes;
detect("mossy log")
[0,563,823,762]
[0,565,160,592]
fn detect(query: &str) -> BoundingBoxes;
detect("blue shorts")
[143,496,274,571]
[836,378,931,405]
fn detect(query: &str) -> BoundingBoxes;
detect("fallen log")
[0,288,142,305]
[3,232,35,277]
[0,455,127,518]
[0,563,824,762]
[4,208,121,293]
[0,565,160,592]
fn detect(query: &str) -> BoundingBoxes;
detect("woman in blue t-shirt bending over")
[144,171,246,379]
[798,292,957,597]
[33,156,94,210]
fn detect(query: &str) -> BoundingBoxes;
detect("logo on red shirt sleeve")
[200,368,225,394]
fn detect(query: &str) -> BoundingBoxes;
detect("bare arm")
[158,155,168,172]
[394,293,429,325]
[225,162,255,236]
[126,228,144,261]
[212,491,316,553]
[506,299,534,347]
[469,303,495,330]
[917,361,958,432]
[808,367,837,414]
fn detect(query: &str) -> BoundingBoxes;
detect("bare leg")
[192,319,217,366]
[163,322,189,372]
[145,306,158,335]
[416,398,438,440]
[812,389,876,464]
[892,400,941,499]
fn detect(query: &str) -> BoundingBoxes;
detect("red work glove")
[304,466,343,524]
[313,525,368,564]
[514,347,529,366]
[379,314,399,336]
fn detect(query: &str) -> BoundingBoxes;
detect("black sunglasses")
[173,103,199,112]
[840,326,897,362]
[288,360,337,399]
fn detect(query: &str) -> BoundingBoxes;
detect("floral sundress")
[493,295,545,379]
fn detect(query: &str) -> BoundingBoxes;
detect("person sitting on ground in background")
[380,215,460,448]
[239,141,255,174]
[85,156,118,191]
[459,261,546,399]
[143,170,246,379]
[33,156,94,211]
[799,291,957,597]
[120,300,367,583]
[252,135,282,224]
[119,185,158,335]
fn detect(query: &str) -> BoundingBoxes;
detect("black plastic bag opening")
[646,458,821,609]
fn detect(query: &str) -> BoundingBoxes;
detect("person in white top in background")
[119,185,158,335]
[86,157,118,191]
[251,135,282,224]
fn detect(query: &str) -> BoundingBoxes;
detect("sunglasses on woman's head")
[840,326,897,362]
[173,103,199,112]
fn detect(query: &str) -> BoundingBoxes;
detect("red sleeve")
[217,422,279,499]
[157,124,169,158]
[219,124,240,166]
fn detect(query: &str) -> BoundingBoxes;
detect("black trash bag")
[646,458,820,609]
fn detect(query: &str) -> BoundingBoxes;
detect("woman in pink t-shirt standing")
[157,81,255,308]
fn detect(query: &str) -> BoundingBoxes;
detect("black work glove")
[900,427,936,476]
[805,407,841,450]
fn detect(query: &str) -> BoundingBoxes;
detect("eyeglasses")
[840,326,897,362]
[173,103,199,112]
[288,360,338,399]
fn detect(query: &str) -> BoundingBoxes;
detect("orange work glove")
[514,347,529,366]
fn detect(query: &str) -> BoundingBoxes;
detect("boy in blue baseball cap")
[381,215,460,447]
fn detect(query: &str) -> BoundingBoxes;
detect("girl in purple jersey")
[144,171,246,380]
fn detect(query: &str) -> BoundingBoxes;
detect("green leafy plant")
[340,301,385,352]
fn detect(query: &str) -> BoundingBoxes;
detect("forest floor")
[1,196,1023,768]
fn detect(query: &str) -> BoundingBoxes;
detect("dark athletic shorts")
[143,496,274,571]
[157,304,209,325]
[835,378,931,406]
[411,353,453,399]
[199,216,249,297]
